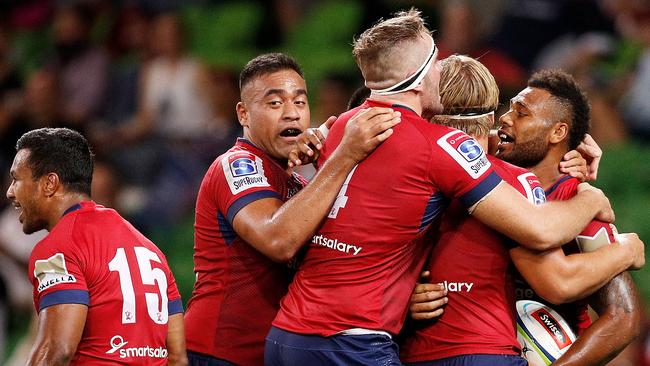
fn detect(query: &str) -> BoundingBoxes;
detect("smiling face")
[496,87,556,168]
[236,69,310,160]
[6,149,49,234]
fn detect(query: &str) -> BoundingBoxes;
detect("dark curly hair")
[527,70,590,150]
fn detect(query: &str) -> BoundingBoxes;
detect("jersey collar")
[235,138,290,171]
[363,99,419,118]
[62,201,96,217]
[544,174,573,197]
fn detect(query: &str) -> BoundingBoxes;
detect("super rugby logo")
[517,173,546,205]
[437,131,491,179]
[106,335,168,359]
[34,253,76,292]
[532,187,546,205]
[222,152,270,194]
[531,309,571,349]
[458,140,482,161]
[230,157,257,177]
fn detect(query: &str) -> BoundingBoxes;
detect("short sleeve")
[165,264,183,315]
[431,129,502,208]
[575,221,616,253]
[28,230,89,312]
[215,151,282,224]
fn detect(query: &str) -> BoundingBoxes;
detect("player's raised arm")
[233,107,400,262]
[471,182,614,251]
[510,232,645,304]
[27,304,87,366]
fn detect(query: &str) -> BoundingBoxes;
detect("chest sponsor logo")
[312,234,362,256]
[437,131,490,179]
[531,309,572,349]
[441,280,474,292]
[107,335,168,359]
[514,278,536,300]
[222,152,270,195]
[34,253,77,292]
[515,287,536,300]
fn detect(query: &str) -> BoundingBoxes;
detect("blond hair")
[433,55,499,138]
[352,9,431,86]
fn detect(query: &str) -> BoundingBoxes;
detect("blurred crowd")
[0,0,649,364]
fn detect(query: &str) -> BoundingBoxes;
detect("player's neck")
[369,92,422,117]
[529,149,566,190]
[46,193,91,231]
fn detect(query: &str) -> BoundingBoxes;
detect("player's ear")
[549,122,568,144]
[236,101,248,128]
[41,172,60,197]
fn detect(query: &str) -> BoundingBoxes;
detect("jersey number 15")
[109,247,168,325]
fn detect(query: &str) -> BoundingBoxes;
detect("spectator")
[436,0,526,99]
[46,3,109,128]
[111,13,219,231]
[618,4,650,141]
[0,23,24,173]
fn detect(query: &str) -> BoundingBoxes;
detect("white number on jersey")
[328,165,357,219]
[109,247,169,324]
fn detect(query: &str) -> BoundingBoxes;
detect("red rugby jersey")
[28,201,182,365]
[184,138,306,365]
[400,158,545,362]
[514,175,615,334]
[273,100,502,336]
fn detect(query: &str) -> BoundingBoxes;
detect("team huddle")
[5,9,646,366]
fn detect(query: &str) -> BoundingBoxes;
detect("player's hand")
[559,150,588,181]
[409,271,448,320]
[576,134,602,181]
[337,107,401,163]
[617,232,645,270]
[577,183,614,223]
[288,116,336,168]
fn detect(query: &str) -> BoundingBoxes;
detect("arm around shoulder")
[510,237,638,305]
[472,182,613,251]
[232,107,400,262]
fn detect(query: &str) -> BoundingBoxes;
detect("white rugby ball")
[516,300,577,366]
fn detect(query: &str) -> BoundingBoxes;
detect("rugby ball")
[516,300,577,366]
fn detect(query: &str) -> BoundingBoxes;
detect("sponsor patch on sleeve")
[222,152,270,195]
[575,222,615,253]
[34,253,77,292]
[517,172,547,205]
[437,130,491,179]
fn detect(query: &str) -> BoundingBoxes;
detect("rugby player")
[6,127,187,365]
[183,53,400,365]
[401,56,644,366]
[266,10,616,365]
[502,70,643,365]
